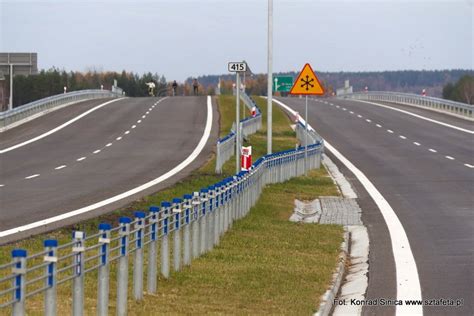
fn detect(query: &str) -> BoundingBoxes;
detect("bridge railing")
[0,89,123,131]
[340,91,473,119]
[215,93,262,174]
[295,121,323,146]
[0,141,323,315]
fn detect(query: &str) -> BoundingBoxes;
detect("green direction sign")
[273,76,293,92]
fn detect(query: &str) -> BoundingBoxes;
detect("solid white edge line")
[0,98,126,154]
[0,96,213,238]
[271,97,423,315]
[25,174,40,179]
[353,100,474,134]
[55,165,66,170]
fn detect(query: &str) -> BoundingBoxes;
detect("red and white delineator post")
[251,106,257,117]
[422,89,426,96]
[241,146,252,171]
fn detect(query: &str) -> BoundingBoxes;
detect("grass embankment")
[0,96,342,314]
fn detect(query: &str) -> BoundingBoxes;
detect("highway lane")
[277,97,473,315]
[0,96,218,242]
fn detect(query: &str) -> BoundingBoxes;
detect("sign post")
[228,61,247,173]
[289,63,325,175]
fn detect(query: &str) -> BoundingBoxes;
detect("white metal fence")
[0,142,323,316]
[215,93,262,174]
[0,90,123,130]
[340,91,473,119]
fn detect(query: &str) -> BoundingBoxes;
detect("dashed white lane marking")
[0,184,5,187]
[0,98,125,154]
[336,105,340,108]
[350,111,354,114]
[353,100,474,134]
[399,135,407,140]
[376,124,382,128]
[137,120,142,124]
[445,156,455,160]
[124,131,130,135]
[54,165,67,170]
[93,149,101,154]
[413,142,421,146]
[429,148,437,153]
[132,125,136,129]
[272,97,422,314]
[342,108,347,111]
[77,157,86,161]
[149,108,152,111]
[464,163,474,168]
[387,129,394,133]
[357,114,363,118]
[25,174,40,179]
[366,119,371,123]
[0,96,211,240]
[146,111,150,114]
[106,143,112,147]
[116,137,122,141]
[142,115,146,119]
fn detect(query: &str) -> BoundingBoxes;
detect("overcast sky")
[1,0,473,81]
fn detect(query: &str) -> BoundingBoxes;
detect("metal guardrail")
[296,121,323,146]
[0,141,323,315]
[0,90,123,130]
[215,93,262,174]
[340,91,474,119]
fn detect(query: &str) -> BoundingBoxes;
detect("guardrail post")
[214,184,221,245]
[172,198,182,272]
[97,224,111,316]
[161,202,171,279]
[72,231,85,316]
[207,186,215,251]
[133,212,145,300]
[183,194,192,266]
[12,249,27,316]
[199,189,208,254]
[43,240,58,316]
[191,192,200,259]
[147,206,159,294]
[117,217,131,316]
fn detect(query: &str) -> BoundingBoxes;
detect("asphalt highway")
[277,97,473,315]
[0,96,218,243]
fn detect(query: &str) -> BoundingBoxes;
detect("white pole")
[236,72,241,173]
[9,64,13,111]
[305,95,308,176]
[267,0,273,154]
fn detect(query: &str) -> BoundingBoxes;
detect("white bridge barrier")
[340,91,474,120]
[0,89,123,131]
[0,141,323,315]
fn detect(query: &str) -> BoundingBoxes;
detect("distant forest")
[188,69,474,98]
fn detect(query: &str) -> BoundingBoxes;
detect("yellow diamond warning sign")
[289,63,325,95]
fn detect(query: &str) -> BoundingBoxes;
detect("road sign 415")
[228,62,247,72]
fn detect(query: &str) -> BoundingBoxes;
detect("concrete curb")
[314,229,349,316]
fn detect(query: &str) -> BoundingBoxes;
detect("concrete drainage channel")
[290,154,369,316]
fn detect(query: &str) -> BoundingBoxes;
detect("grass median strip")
[0,95,342,314]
